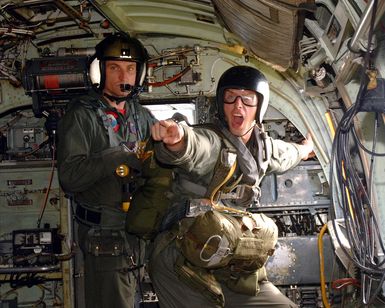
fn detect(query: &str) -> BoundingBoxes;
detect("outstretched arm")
[267,132,315,174]
[151,119,185,152]
[298,133,315,160]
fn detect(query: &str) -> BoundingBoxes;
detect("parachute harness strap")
[208,159,251,217]
[209,159,237,205]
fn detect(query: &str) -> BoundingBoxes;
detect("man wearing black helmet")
[57,33,157,308]
[149,66,314,307]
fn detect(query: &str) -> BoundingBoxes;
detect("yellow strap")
[212,203,251,216]
[367,69,377,90]
[209,160,237,205]
[208,160,251,217]
[136,140,153,161]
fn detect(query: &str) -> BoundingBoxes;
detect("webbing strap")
[76,204,101,225]
[209,158,237,205]
[216,123,259,186]
[75,202,126,229]
[254,128,270,178]
[179,177,207,196]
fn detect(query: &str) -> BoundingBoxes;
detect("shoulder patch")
[105,111,120,132]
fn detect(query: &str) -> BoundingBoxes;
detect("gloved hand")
[92,145,142,176]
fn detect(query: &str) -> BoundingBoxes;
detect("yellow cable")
[325,111,336,138]
[318,223,331,308]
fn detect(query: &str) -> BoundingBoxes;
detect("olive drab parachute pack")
[125,143,174,239]
[177,211,278,270]
[174,209,278,302]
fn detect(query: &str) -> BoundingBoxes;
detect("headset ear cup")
[99,60,106,91]
[138,62,147,86]
[89,57,101,89]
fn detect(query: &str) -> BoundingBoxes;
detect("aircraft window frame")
[144,103,196,124]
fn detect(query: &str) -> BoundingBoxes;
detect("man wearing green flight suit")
[150,66,314,307]
[57,32,159,308]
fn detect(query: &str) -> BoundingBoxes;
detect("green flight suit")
[57,91,155,308]
[149,124,301,308]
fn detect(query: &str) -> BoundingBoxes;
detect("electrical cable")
[36,131,56,228]
[148,66,191,87]
[19,138,50,158]
[10,273,46,288]
[329,0,385,305]
[352,114,385,157]
[332,278,360,290]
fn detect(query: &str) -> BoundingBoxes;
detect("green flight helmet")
[89,32,148,95]
[216,66,269,125]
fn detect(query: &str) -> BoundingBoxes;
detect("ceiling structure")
[0,0,316,73]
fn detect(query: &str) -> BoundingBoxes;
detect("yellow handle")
[122,201,130,212]
[116,164,130,177]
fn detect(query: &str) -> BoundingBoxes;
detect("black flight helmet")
[216,66,269,125]
[89,32,148,96]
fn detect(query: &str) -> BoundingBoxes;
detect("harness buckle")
[219,185,245,200]
[185,199,212,217]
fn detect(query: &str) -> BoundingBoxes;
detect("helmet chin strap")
[104,92,130,104]
[235,121,256,138]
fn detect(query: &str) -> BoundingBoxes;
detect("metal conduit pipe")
[349,0,385,52]
[0,265,60,274]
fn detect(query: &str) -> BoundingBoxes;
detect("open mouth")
[232,114,244,127]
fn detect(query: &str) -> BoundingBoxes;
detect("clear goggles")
[223,92,257,107]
